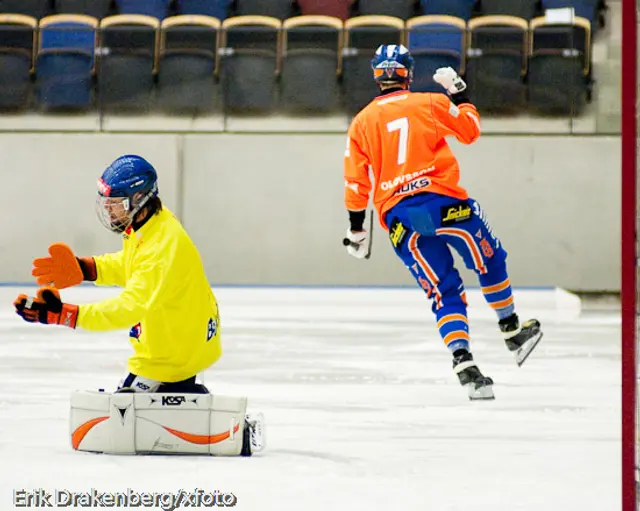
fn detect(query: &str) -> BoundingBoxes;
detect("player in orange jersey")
[343,44,543,400]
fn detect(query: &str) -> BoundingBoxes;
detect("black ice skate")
[499,314,543,367]
[453,350,495,401]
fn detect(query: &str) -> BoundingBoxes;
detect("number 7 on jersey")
[386,117,408,165]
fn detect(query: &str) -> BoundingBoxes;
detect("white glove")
[433,67,467,95]
[344,229,369,259]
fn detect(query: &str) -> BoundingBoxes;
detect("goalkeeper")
[13,155,221,394]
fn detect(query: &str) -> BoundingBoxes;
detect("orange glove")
[31,243,96,289]
[13,287,78,328]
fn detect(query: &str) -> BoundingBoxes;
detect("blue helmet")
[96,155,159,233]
[371,44,414,85]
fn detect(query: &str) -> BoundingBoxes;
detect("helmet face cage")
[96,182,158,234]
[96,196,131,233]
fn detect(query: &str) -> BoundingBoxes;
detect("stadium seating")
[115,0,170,19]
[466,15,528,111]
[97,15,159,110]
[0,0,51,19]
[406,15,466,93]
[280,15,343,112]
[36,14,98,108]
[0,0,609,119]
[295,0,353,20]
[56,0,112,18]
[234,0,296,19]
[0,14,36,109]
[175,0,233,19]
[218,16,281,112]
[355,0,415,19]
[419,0,476,21]
[528,15,592,114]
[157,15,220,112]
[342,15,404,113]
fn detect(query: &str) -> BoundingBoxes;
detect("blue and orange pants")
[385,192,514,353]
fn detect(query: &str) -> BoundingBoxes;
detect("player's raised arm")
[431,67,481,145]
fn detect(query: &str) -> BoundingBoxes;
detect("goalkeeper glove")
[14,287,79,329]
[32,242,96,289]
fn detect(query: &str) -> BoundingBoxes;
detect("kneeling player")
[13,155,263,455]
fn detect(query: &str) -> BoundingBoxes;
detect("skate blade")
[514,331,543,367]
[467,384,495,401]
[246,412,266,453]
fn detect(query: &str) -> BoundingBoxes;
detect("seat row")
[0,0,607,24]
[0,13,595,114]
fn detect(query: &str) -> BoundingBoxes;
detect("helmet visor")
[96,195,132,233]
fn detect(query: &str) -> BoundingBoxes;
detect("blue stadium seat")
[36,14,98,108]
[175,0,233,19]
[419,0,476,21]
[0,14,36,109]
[115,0,170,19]
[406,15,466,92]
[541,0,599,26]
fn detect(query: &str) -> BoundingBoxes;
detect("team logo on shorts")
[389,218,407,247]
[441,202,472,225]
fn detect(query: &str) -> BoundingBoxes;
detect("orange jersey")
[344,90,481,230]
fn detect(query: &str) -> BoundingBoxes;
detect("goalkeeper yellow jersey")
[76,207,221,382]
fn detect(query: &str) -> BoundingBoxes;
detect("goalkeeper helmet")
[371,44,414,86]
[96,155,159,233]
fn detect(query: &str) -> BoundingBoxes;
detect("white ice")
[0,286,620,510]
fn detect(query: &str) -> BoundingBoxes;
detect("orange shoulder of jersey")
[344,91,477,230]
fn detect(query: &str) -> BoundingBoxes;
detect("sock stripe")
[437,313,468,329]
[443,331,469,346]
[489,296,514,310]
[481,279,510,294]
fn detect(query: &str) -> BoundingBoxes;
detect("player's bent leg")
[388,218,494,400]
[69,390,265,456]
[439,199,543,367]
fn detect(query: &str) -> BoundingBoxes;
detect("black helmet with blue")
[371,44,414,86]
[96,155,159,233]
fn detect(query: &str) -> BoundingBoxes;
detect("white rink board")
[0,286,620,510]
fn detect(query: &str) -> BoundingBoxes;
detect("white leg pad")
[70,391,250,456]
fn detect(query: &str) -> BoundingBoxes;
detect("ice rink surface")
[0,286,620,510]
